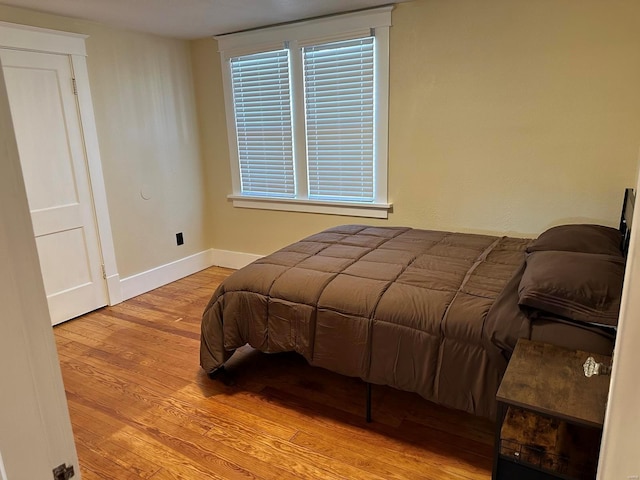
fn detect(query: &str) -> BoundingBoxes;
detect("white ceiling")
[0,0,408,39]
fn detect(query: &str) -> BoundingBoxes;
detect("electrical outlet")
[176,232,184,246]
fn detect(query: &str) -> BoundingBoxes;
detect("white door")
[1,48,108,325]
[0,55,79,480]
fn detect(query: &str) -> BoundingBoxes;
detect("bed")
[201,190,633,419]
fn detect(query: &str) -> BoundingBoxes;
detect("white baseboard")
[210,249,264,270]
[105,273,122,305]
[117,248,263,302]
[120,249,215,301]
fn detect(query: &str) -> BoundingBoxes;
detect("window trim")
[227,194,391,219]
[216,6,392,219]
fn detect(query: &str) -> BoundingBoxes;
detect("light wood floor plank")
[55,266,493,480]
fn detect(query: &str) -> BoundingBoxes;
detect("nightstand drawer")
[499,406,600,478]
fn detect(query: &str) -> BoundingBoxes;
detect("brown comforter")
[201,225,531,418]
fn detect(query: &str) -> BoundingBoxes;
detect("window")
[231,49,294,198]
[304,37,375,202]
[217,7,392,218]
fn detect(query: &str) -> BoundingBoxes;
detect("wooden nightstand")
[492,339,612,480]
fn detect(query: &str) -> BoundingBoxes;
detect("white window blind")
[231,49,295,197]
[303,37,375,202]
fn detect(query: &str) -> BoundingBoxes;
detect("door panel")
[1,48,108,325]
[5,66,78,209]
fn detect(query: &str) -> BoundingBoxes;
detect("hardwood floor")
[54,266,495,480]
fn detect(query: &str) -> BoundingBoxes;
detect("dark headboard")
[620,187,635,254]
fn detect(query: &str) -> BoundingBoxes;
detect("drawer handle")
[583,356,611,377]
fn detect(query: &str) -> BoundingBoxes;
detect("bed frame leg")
[366,382,372,423]
[207,365,236,386]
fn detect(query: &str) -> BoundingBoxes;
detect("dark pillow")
[518,251,625,326]
[526,224,623,256]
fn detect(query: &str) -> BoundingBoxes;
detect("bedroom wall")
[0,5,209,279]
[191,0,640,256]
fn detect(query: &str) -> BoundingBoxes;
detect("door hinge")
[53,463,75,479]
[101,264,107,280]
[71,78,78,96]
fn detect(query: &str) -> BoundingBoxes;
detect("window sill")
[228,195,391,219]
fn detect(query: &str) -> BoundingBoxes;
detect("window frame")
[216,6,392,219]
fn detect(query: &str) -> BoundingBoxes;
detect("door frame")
[0,20,121,305]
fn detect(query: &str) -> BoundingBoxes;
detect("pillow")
[526,224,623,256]
[518,251,625,326]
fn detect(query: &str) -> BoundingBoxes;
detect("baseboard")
[120,249,215,301]
[118,248,263,302]
[210,249,263,270]
[105,273,122,305]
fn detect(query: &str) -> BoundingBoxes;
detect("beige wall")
[192,0,640,256]
[0,5,208,278]
[3,0,638,268]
